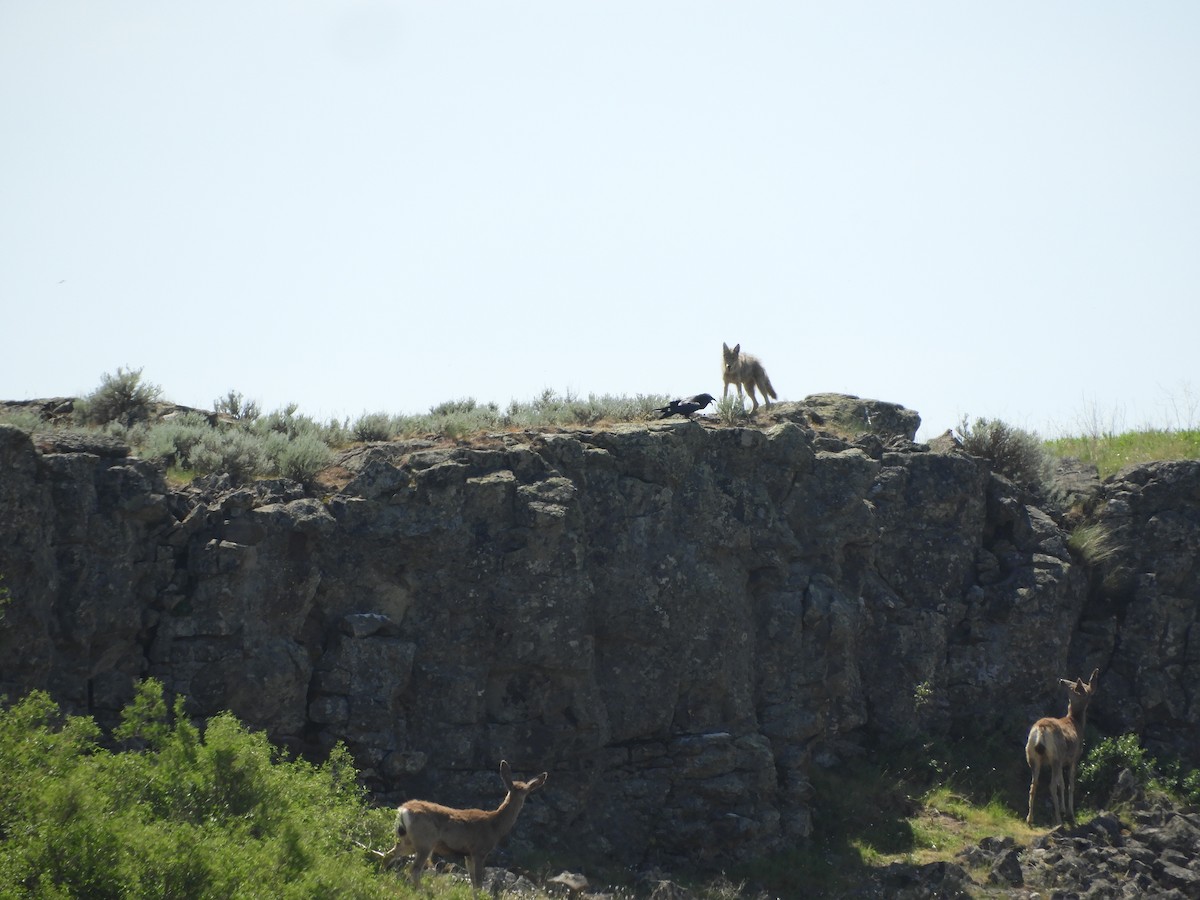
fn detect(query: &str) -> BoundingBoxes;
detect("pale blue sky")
[2,2,1197,440]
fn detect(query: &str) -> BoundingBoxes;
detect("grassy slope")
[1046,428,1200,479]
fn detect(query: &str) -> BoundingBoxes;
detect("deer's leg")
[467,854,485,890]
[1050,765,1065,827]
[409,848,432,886]
[1066,760,1077,824]
[1027,758,1041,825]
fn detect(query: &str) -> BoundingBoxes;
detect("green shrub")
[276,434,334,483]
[502,390,669,430]
[253,403,305,438]
[713,395,744,426]
[352,412,396,442]
[0,681,395,899]
[77,367,162,428]
[957,416,1054,492]
[251,405,346,447]
[1077,732,1200,805]
[213,390,261,422]
[429,398,486,417]
[612,394,673,421]
[1078,733,1156,802]
[141,414,213,468]
[189,430,269,483]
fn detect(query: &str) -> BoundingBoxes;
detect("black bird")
[654,393,716,419]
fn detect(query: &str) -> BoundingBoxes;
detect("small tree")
[78,367,162,427]
[214,389,261,422]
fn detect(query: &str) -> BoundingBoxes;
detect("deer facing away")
[383,760,548,889]
[1025,668,1099,827]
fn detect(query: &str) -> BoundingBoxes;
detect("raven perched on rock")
[654,393,716,419]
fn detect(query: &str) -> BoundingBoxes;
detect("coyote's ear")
[723,342,730,352]
[733,343,740,354]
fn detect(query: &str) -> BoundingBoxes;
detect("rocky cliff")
[2,396,1198,870]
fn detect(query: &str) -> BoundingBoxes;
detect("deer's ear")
[499,760,514,787]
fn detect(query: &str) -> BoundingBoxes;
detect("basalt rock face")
[1075,459,1200,760]
[1,411,1198,869]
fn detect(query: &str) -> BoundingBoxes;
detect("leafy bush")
[1079,732,1200,805]
[0,681,395,899]
[352,412,396,442]
[429,398,487,417]
[77,367,162,427]
[250,404,349,447]
[1077,733,1156,802]
[275,434,334,483]
[189,430,270,483]
[141,414,213,468]
[253,403,306,438]
[213,390,261,422]
[957,416,1054,492]
[502,390,671,430]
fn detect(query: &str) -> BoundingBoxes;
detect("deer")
[1025,668,1099,827]
[382,760,548,890]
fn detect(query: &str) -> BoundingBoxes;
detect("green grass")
[1046,428,1200,479]
[1067,521,1122,566]
[739,731,1047,898]
[911,787,1033,858]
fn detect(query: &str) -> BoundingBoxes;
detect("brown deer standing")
[1025,668,1100,826]
[383,760,548,890]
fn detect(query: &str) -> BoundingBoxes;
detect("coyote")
[722,342,777,413]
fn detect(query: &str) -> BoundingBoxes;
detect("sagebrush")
[76,367,162,428]
[957,416,1054,493]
